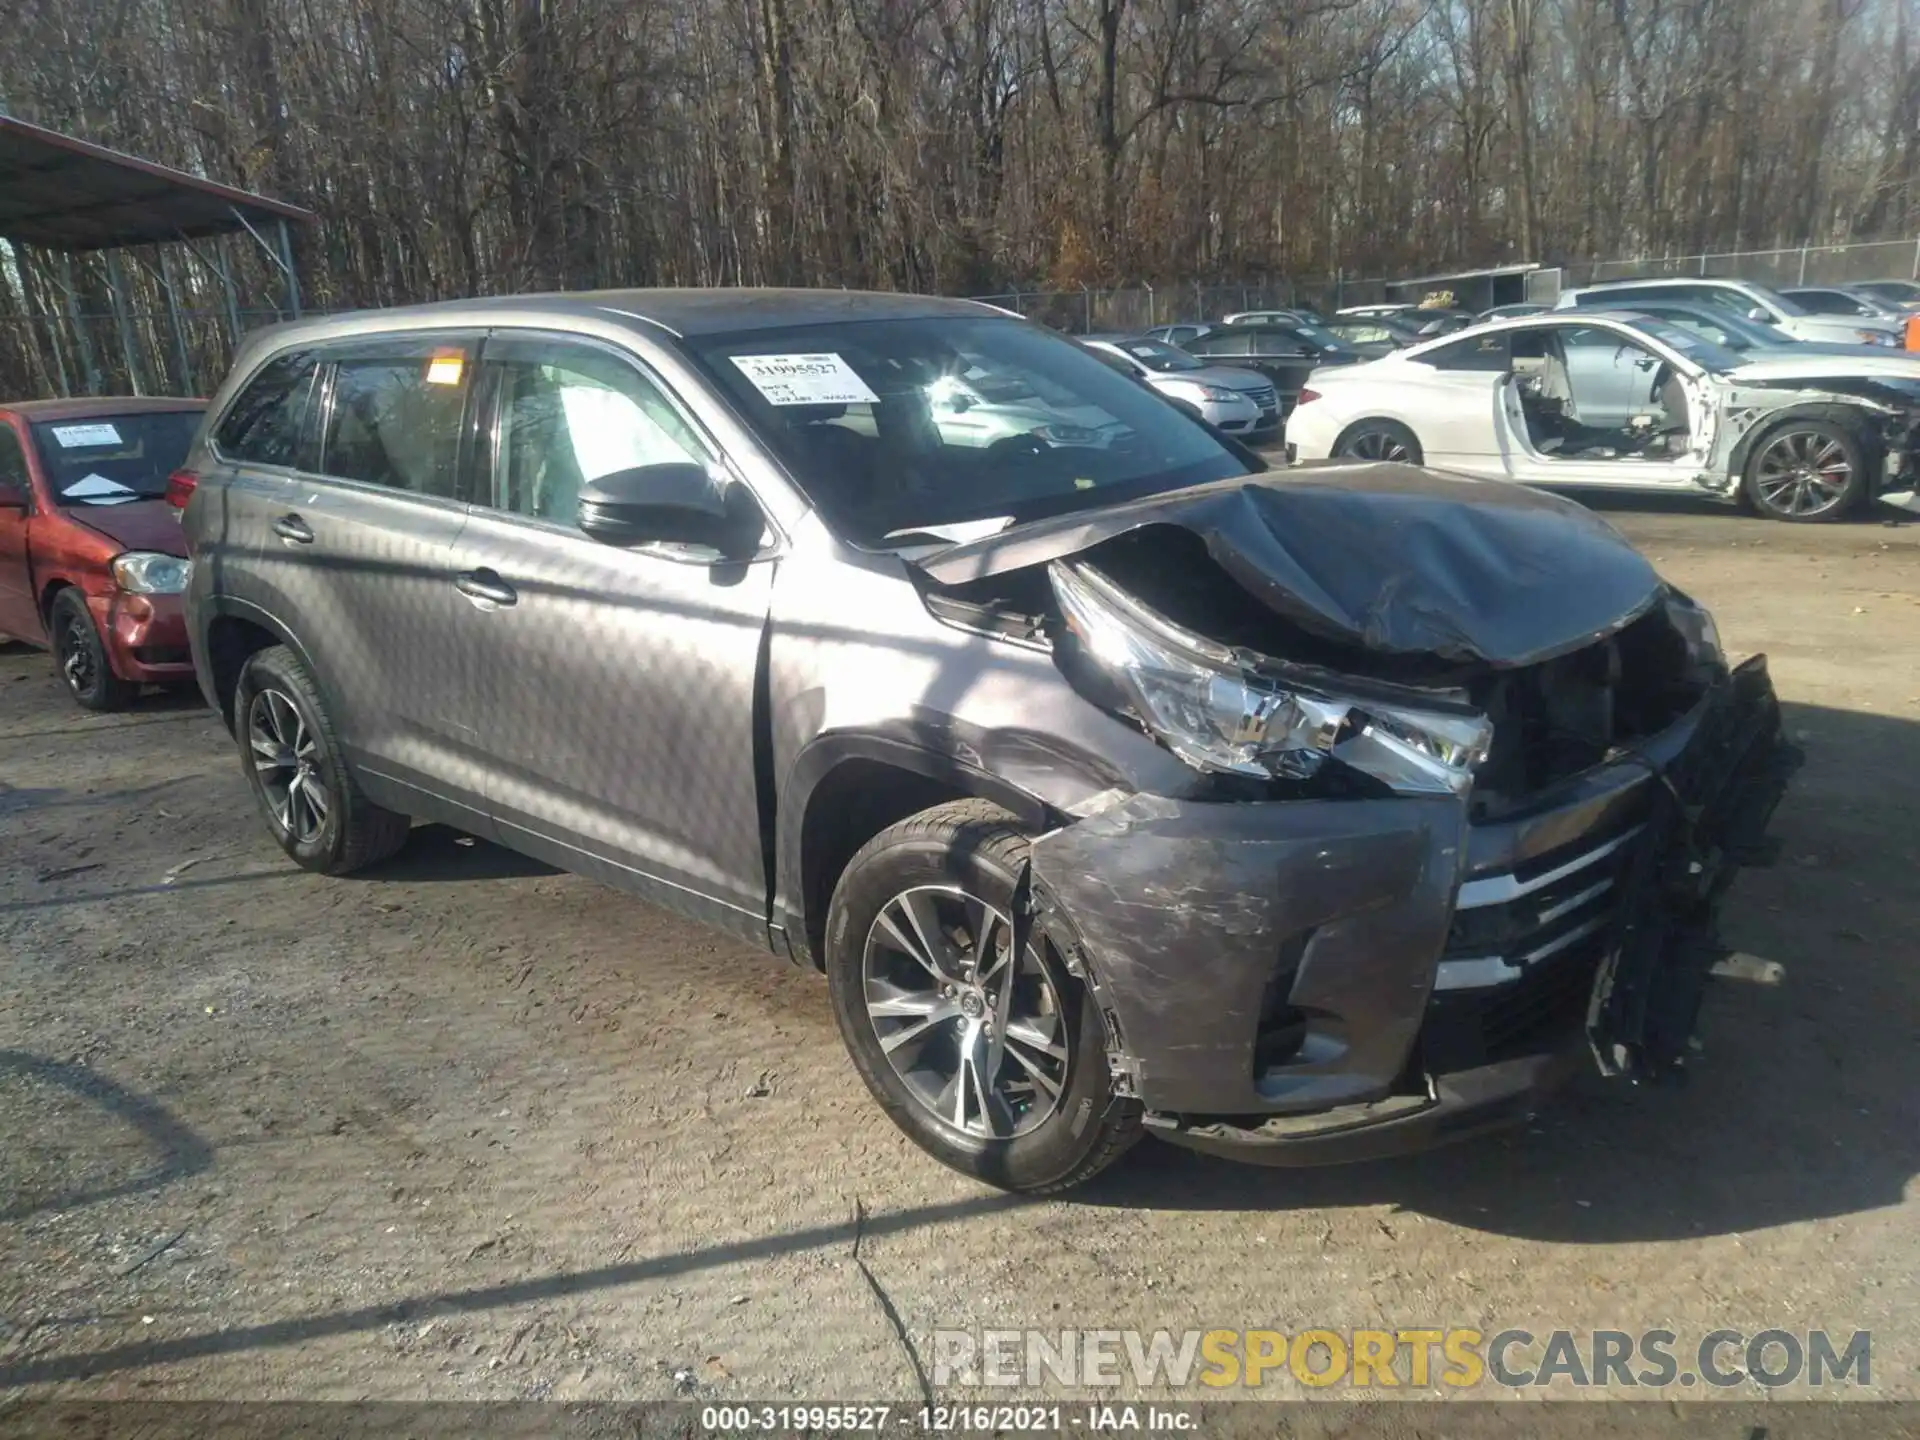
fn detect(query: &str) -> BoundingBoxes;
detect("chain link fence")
[968,276,1392,334]
[975,237,1920,335]
[9,236,1920,400]
[1580,237,1920,290]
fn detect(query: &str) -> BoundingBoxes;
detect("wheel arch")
[199,597,336,734]
[1329,415,1425,462]
[1726,402,1884,484]
[776,734,1057,970]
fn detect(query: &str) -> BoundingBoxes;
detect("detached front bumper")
[1030,656,1797,1166]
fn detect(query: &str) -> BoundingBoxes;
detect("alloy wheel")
[247,688,332,845]
[1346,428,1414,462]
[861,885,1071,1140]
[58,614,95,697]
[1753,430,1852,517]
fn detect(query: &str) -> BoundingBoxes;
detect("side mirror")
[577,463,762,556]
[1747,307,1777,324]
[0,480,26,509]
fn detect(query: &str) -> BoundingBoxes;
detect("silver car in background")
[1559,277,1906,347]
[1080,335,1280,438]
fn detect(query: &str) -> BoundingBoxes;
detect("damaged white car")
[1286,311,1920,521]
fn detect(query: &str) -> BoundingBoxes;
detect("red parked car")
[0,396,205,710]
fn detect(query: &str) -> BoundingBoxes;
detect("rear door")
[451,329,777,942]
[286,333,491,828]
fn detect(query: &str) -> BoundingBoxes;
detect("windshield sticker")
[730,353,879,406]
[63,472,137,502]
[50,422,124,449]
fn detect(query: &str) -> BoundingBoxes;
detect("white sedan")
[1286,311,1920,521]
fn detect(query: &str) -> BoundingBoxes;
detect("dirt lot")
[2,497,1916,1405]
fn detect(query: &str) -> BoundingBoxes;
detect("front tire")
[50,589,137,712]
[1333,419,1424,465]
[824,800,1141,1192]
[233,645,411,874]
[1742,420,1867,522]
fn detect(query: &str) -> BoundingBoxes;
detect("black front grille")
[1418,826,1643,1072]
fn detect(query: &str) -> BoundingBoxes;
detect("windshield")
[1619,318,1743,373]
[1286,322,1346,349]
[1787,290,1868,316]
[30,411,201,505]
[1626,306,1781,350]
[1113,339,1203,372]
[1741,283,1805,317]
[1861,281,1920,303]
[685,316,1258,546]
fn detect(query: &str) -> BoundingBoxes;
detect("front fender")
[771,722,1147,965]
[1718,396,1898,489]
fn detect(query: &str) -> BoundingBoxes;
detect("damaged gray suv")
[177,290,1799,1192]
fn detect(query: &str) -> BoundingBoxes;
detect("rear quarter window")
[1410,333,1510,371]
[214,350,321,467]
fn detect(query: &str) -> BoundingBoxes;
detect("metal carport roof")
[0,114,313,251]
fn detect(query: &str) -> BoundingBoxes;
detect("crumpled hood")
[915,463,1664,667]
[65,498,189,556]
[1727,352,1920,384]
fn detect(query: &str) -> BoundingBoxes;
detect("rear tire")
[1741,420,1867,522]
[50,589,138,712]
[233,645,411,875]
[824,799,1141,1193]
[1333,419,1424,465]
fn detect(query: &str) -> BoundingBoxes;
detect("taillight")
[1296,388,1322,406]
[165,469,198,509]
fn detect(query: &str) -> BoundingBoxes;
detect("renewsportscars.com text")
[930,1327,1871,1391]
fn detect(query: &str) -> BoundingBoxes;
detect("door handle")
[454,568,518,608]
[272,513,314,545]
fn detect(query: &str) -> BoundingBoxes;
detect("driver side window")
[488,340,713,524]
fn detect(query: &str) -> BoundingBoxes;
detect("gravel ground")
[1,497,1916,1405]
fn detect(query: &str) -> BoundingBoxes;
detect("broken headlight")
[1049,560,1493,796]
[1663,589,1724,674]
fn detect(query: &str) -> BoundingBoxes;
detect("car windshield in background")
[1287,322,1347,349]
[1746,285,1807,317]
[1618,318,1743,372]
[685,316,1257,546]
[1118,339,1203,372]
[1789,291,1865,316]
[30,412,201,505]
[1624,306,1781,351]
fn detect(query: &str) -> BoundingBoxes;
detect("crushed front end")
[952,468,1806,1164]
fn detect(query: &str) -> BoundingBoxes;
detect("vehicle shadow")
[1081,697,1919,1243]
[1550,486,1912,526]
[353,823,560,883]
[0,1051,215,1224]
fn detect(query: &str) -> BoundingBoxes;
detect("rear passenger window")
[320,346,471,498]
[1188,332,1250,356]
[1415,333,1510,371]
[213,350,319,467]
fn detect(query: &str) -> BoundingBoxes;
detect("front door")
[454,331,776,943]
[0,421,40,643]
[1497,325,1707,490]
